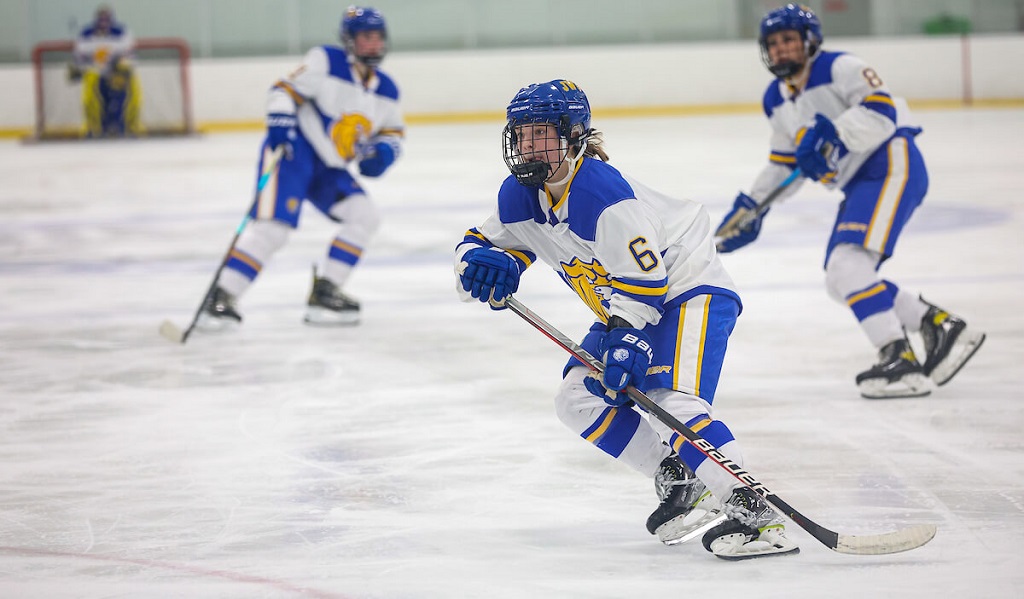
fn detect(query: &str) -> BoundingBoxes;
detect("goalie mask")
[502,80,594,188]
[340,6,388,68]
[759,4,823,79]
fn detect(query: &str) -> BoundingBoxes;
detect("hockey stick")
[502,296,937,555]
[159,146,284,343]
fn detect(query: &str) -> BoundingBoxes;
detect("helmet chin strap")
[545,138,587,188]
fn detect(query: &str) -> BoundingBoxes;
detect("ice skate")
[646,455,724,545]
[195,287,242,331]
[919,301,985,386]
[304,270,360,326]
[701,487,798,560]
[856,338,931,399]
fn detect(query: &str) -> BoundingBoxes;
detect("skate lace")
[723,491,774,529]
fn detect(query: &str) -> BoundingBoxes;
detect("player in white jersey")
[70,6,141,137]
[454,80,798,560]
[714,4,984,399]
[201,6,404,328]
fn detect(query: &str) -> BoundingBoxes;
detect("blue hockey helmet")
[340,6,388,68]
[759,4,823,78]
[502,80,594,187]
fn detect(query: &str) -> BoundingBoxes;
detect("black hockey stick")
[503,296,937,555]
[159,146,284,343]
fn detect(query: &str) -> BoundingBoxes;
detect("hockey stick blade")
[158,320,185,343]
[502,296,937,555]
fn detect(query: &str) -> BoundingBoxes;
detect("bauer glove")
[715,192,765,253]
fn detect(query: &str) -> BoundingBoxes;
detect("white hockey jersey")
[456,158,739,328]
[267,45,404,170]
[750,50,920,202]
[73,22,134,70]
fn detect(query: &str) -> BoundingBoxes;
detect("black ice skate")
[304,270,360,326]
[856,338,931,399]
[701,487,798,560]
[196,286,242,331]
[919,300,985,386]
[646,455,724,545]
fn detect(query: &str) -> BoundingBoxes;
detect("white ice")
[1,109,1022,599]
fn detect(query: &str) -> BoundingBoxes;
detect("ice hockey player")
[455,79,799,559]
[70,5,142,137]
[200,6,403,328]
[714,4,985,399]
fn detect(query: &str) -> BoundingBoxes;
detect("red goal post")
[31,37,194,140]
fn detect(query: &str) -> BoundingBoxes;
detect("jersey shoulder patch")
[497,176,542,225]
[321,45,354,83]
[763,81,785,117]
[374,71,400,101]
[565,160,635,242]
[806,50,844,91]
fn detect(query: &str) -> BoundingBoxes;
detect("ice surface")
[0,109,1022,598]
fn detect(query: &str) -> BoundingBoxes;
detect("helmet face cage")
[341,6,388,68]
[758,4,823,78]
[502,80,592,187]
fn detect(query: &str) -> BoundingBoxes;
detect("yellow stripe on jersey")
[846,282,887,306]
[863,93,895,107]
[548,158,585,212]
[770,152,797,164]
[377,127,405,138]
[273,81,305,105]
[610,280,668,296]
[505,248,534,267]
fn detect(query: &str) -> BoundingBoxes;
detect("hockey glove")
[715,192,765,253]
[458,248,521,307]
[583,372,633,408]
[600,323,654,393]
[267,113,297,157]
[358,142,396,177]
[795,113,843,181]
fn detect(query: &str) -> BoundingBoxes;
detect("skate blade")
[859,373,931,399]
[194,313,241,333]
[931,331,985,386]
[659,509,727,545]
[304,306,360,327]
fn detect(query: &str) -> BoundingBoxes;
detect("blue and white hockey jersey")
[456,157,739,328]
[267,45,404,170]
[750,50,921,202]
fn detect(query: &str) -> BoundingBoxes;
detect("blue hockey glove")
[715,192,765,253]
[267,113,297,156]
[795,114,843,181]
[600,324,654,393]
[583,372,633,408]
[358,142,396,177]
[458,248,521,306]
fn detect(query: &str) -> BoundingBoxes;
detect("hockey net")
[31,37,194,140]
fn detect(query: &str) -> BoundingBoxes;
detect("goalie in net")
[68,5,142,137]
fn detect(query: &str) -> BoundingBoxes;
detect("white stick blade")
[158,320,185,343]
[836,524,937,555]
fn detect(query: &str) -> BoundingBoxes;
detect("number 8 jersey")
[752,50,922,201]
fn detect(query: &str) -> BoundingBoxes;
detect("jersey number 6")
[629,237,659,272]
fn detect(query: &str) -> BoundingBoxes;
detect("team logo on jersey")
[330,114,374,160]
[559,258,611,320]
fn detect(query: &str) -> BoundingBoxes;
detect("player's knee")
[329,193,381,236]
[554,367,603,431]
[825,243,881,303]
[242,219,292,255]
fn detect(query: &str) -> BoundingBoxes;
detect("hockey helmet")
[759,4,823,78]
[340,6,388,68]
[502,80,593,187]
